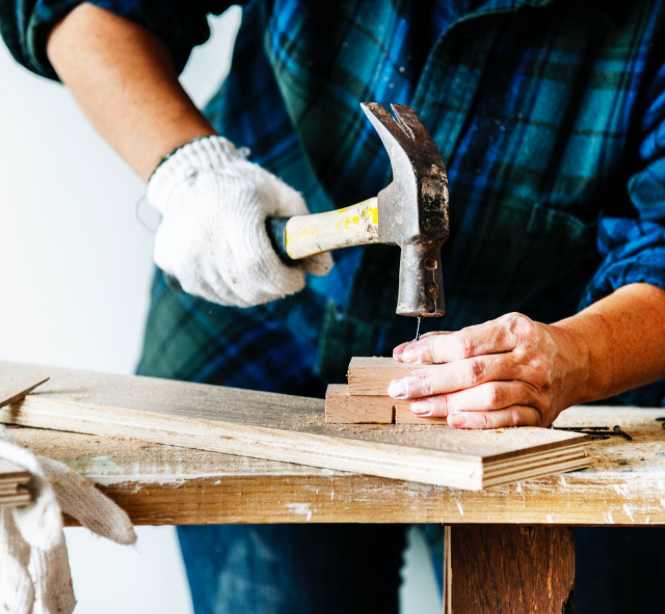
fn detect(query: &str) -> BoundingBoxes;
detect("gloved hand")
[0,425,136,614]
[147,136,334,307]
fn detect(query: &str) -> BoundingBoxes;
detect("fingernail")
[393,346,404,361]
[411,400,431,416]
[448,414,467,427]
[401,347,422,363]
[388,379,408,399]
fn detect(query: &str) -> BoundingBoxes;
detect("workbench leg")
[443,525,575,614]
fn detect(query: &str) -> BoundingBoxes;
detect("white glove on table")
[0,425,136,614]
[147,136,334,307]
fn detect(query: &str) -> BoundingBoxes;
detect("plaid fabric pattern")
[4,0,665,404]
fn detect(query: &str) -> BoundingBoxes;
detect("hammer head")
[361,103,450,317]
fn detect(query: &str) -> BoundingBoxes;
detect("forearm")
[47,3,215,180]
[553,283,665,403]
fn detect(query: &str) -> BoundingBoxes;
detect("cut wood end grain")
[325,385,446,425]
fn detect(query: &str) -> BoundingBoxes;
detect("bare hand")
[389,313,591,429]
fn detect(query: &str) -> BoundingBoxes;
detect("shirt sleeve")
[0,0,236,79]
[580,60,665,406]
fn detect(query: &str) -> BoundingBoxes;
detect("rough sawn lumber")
[0,361,589,491]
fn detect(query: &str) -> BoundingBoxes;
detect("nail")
[387,379,408,399]
[411,400,432,416]
[448,414,467,427]
[393,345,405,361]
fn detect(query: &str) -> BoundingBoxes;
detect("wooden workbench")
[10,404,665,613]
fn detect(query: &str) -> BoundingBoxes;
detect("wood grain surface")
[4,401,665,526]
[444,525,575,613]
[0,361,588,491]
[325,384,445,424]
[347,357,430,395]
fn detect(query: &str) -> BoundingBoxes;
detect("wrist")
[147,135,244,213]
[551,313,615,404]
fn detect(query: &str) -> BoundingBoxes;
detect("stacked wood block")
[0,459,31,508]
[325,357,446,424]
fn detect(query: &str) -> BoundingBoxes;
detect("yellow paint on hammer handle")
[285,197,379,260]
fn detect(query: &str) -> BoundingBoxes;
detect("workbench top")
[11,404,665,526]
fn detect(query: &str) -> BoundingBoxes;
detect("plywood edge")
[479,432,590,463]
[0,459,31,483]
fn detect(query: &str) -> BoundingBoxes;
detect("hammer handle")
[267,197,379,263]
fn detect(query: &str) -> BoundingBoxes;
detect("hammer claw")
[360,102,450,318]
[389,104,422,140]
[360,102,407,150]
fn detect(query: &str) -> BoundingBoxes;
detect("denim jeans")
[178,525,665,614]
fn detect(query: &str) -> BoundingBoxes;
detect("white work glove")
[0,425,136,614]
[147,135,334,307]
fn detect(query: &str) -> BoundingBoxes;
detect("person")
[3,0,665,612]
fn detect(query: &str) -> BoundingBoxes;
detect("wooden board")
[0,371,50,408]
[0,361,589,491]
[0,459,31,508]
[347,356,432,395]
[6,404,663,526]
[444,525,575,613]
[325,384,444,424]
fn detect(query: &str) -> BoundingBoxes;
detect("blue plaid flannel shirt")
[3,0,665,404]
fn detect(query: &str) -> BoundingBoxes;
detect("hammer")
[268,102,450,319]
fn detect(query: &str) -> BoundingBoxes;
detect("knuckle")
[522,383,540,406]
[417,370,434,396]
[486,384,503,408]
[466,359,485,385]
[452,334,474,360]
[435,394,451,416]
[509,408,523,427]
[479,413,490,429]
[426,337,441,362]
[506,312,538,340]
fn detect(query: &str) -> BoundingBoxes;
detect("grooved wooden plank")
[6,404,664,526]
[325,384,445,424]
[444,525,575,613]
[0,361,589,491]
[347,356,432,395]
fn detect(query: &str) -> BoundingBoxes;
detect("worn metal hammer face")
[361,103,449,317]
[267,103,449,318]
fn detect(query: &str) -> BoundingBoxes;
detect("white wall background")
[0,7,440,613]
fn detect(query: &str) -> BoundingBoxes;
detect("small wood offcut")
[326,356,445,424]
